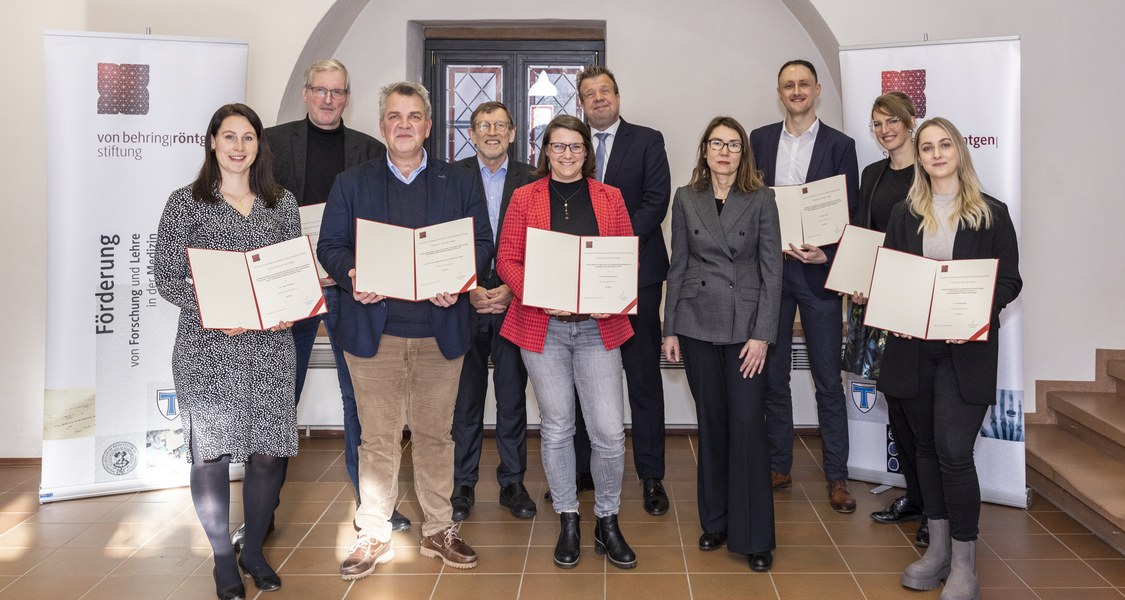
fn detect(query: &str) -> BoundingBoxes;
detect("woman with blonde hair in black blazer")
[662,116,782,572]
[879,117,1021,600]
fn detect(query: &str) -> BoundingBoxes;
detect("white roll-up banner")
[42,31,248,502]
[840,37,1025,508]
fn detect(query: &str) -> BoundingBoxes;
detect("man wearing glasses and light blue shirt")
[449,101,538,522]
[230,60,409,553]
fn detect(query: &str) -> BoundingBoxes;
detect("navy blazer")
[316,157,493,359]
[877,196,1022,406]
[265,118,386,205]
[453,156,537,288]
[602,118,672,288]
[750,120,860,299]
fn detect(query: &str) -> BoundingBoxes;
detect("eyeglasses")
[869,116,902,131]
[707,139,743,153]
[306,86,349,101]
[547,142,586,155]
[473,121,511,133]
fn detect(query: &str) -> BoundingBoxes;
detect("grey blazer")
[663,184,783,345]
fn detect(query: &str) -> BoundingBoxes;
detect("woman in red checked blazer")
[497,115,636,571]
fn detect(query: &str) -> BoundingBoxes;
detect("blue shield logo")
[157,389,178,421]
[850,381,877,414]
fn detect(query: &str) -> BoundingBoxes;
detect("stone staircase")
[1027,349,1125,555]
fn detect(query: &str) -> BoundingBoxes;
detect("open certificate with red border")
[863,247,999,341]
[522,228,639,315]
[354,217,477,301]
[187,236,327,330]
[772,173,850,250]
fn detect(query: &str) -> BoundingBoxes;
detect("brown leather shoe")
[771,471,792,490]
[828,480,857,513]
[420,525,478,569]
[340,535,395,580]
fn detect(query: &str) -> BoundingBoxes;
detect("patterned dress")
[154,185,300,463]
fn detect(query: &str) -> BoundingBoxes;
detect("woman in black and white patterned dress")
[155,103,299,600]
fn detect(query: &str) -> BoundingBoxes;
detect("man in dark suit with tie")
[749,59,860,513]
[575,65,673,516]
[318,81,493,579]
[449,101,538,522]
[231,60,409,552]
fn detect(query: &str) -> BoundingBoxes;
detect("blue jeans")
[292,286,362,495]
[521,319,625,518]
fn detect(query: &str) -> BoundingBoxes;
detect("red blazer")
[498,177,635,353]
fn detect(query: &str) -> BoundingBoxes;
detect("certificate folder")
[187,236,327,330]
[863,247,999,341]
[522,228,639,315]
[354,216,477,301]
[771,173,851,250]
[298,203,328,279]
[824,224,886,297]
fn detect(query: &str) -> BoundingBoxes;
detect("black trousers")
[574,283,665,479]
[888,341,988,541]
[886,393,924,508]
[680,335,775,555]
[452,311,529,488]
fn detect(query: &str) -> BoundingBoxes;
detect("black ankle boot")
[593,514,637,569]
[554,512,581,568]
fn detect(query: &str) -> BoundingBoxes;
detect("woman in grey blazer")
[662,116,782,572]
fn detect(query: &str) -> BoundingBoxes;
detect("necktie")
[595,132,610,182]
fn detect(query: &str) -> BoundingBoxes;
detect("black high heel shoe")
[238,558,282,592]
[214,565,246,600]
[216,582,246,600]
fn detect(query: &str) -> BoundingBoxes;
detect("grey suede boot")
[941,539,979,600]
[901,518,950,590]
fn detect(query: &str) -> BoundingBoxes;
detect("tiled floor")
[0,434,1122,599]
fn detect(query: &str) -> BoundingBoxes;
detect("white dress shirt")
[774,118,820,186]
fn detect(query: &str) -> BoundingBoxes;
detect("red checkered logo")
[881,69,926,118]
[97,63,150,115]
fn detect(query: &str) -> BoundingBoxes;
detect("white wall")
[5,0,1123,456]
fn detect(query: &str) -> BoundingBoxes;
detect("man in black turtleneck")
[230,60,405,552]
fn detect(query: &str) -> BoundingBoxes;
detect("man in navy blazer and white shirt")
[749,59,860,514]
[574,65,673,517]
[318,81,493,579]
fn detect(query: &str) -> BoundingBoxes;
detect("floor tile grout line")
[1018,510,1121,591]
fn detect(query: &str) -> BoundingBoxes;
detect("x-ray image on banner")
[840,37,1025,508]
[42,31,247,502]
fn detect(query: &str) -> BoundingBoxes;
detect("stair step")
[1108,359,1125,385]
[1049,391,1125,448]
[1026,423,1125,528]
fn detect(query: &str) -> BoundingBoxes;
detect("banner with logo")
[840,37,1026,508]
[42,31,247,502]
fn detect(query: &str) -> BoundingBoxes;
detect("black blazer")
[877,195,1022,405]
[453,156,537,288]
[265,118,386,205]
[317,157,493,360]
[602,118,672,288]
[750,120,860,299]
